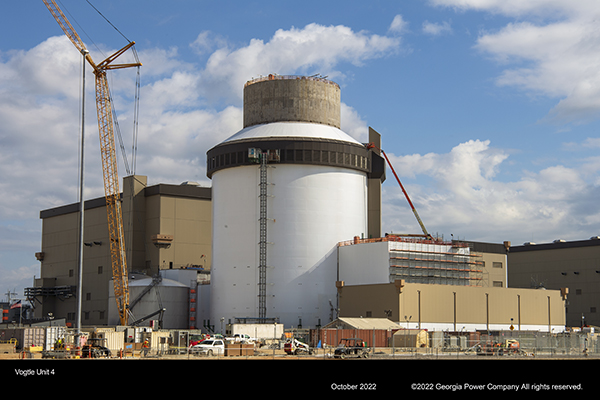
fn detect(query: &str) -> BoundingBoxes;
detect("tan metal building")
[337,280,566,332]
[508,237,600,328]
[29,175,211,327]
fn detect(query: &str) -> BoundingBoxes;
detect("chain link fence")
[378,330,599,358]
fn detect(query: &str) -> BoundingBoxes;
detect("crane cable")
[86,0,131,43]
[83,0,143,280]
[84,0,141,176]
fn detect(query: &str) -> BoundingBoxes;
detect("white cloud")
[340,103,368,142]
[0,36,81,99]
[199,23,402,103]
[422,20,453,36]
[583,138,600,149]
[389,15,409,34]
[190,31,228,55]
[428,0,597,18]
[381,139,600,243]
[431,0,600,124]
[137,46,191,77]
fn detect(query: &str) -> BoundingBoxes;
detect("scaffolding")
[388,244,483,286]
[339,235,484,287]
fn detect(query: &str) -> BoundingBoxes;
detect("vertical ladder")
[258,153,268,320]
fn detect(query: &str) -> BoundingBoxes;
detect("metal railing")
[245,74,339,88]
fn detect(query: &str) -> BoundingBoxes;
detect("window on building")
[366,311,372,317]
[493,262,503,269]
[69,269,74,277]
[98,266,103,274]
[493,281,503,287]
[86,293,91,301]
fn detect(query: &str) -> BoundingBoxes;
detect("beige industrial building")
[508,237,600,328]
[29,175,211,327]
[337,280,566,332]
[338,236,510,289]
[336,236,566,332]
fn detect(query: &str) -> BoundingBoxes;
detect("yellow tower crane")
[42,0,141,325]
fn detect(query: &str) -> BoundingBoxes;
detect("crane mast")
[43,0,141,325]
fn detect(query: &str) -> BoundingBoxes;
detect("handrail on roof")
[245,74,339,88]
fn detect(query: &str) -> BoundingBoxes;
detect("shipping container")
[150,331,171,352]
[0,327,45,350]
[96,330,125,353]
[392,329,429,348]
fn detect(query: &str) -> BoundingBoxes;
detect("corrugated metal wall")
[313,328,394,347]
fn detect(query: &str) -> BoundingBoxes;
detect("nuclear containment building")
[206,75,385,328]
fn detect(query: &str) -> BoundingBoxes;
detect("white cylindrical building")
[207,75,381,328]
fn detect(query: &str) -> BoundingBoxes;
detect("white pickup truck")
[228,333,256,343]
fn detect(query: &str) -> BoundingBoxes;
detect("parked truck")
[229,333,256,343]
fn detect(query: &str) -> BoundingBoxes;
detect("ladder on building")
[256,150,279,321]
[258,153,269,320]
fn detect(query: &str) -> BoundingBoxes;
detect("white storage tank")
[206,75,382,328]
[108,275,190,329]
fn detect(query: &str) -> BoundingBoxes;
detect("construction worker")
[142,339,150,357]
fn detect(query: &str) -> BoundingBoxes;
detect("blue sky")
[1,1,600,300]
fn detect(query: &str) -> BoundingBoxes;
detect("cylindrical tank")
[109,276,190,329]
[207,75,370,328]
[243,74,341,129]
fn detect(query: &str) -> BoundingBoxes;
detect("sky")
[1,0,600,301]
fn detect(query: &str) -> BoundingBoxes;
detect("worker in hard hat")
[142,339,150,357]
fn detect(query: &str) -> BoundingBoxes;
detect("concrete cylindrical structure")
[243,74,341,129]
[207,75,371,328]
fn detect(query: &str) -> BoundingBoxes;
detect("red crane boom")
[367,143,433,240]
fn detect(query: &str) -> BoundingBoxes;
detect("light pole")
[75,48,89,349]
